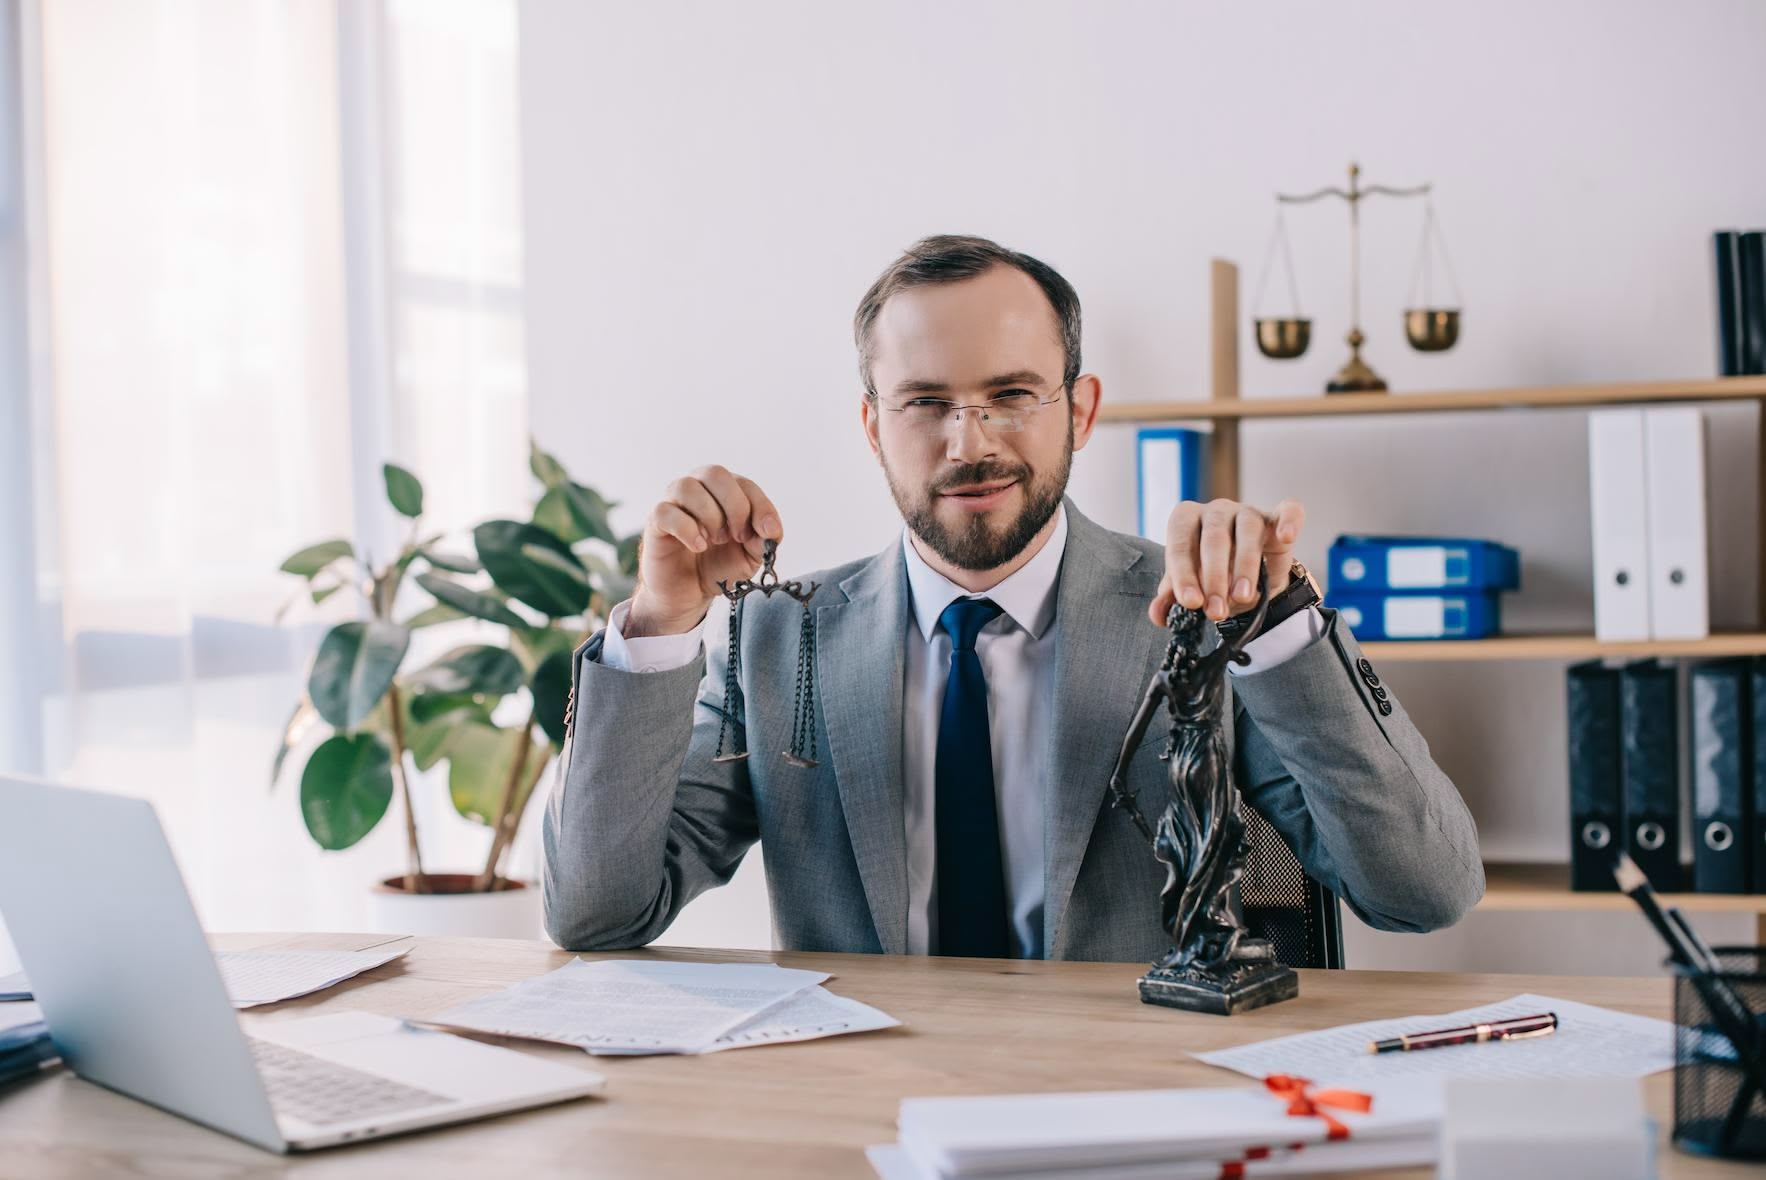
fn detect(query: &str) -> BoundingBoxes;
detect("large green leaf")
[299,733,394,850]
[532,485,587,545]
[529,439,568,489]
[280,539,354,579]
[405,695,494,771]
[406,645,525,696]
[531,648,574,748]
[475,520,592,618]
[445,722,548,828]
[384,463,424,518]
[579,549,636,605]
[509,625,576,677]
[559,482,616,546]
[271,697,320,790]
[420,548,481,575]
[404,602,467,629]
[307,620,411,729]
[414,572,528,629]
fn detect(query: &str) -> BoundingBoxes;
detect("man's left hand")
[1149,497,1305,626]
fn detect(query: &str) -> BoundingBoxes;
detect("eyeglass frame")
[867,382,1070,438]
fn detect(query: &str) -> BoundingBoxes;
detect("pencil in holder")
[1673,947,1766,1159]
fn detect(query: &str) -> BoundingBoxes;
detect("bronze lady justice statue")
[1105,567,1298,1014]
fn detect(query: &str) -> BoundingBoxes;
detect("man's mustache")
[930,462,1031,495]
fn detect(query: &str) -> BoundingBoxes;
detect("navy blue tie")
[935,597,1010,958]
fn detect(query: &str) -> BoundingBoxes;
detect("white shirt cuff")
[601,599,707,673]
[1228,605,1325,677]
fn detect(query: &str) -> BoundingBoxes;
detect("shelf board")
[1357,632,1766,663]
[1099,375,1766,423]
[1479,863,1766,914]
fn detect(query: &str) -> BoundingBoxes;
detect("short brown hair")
[853,234,1082,396]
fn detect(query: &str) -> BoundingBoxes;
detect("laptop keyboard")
[249,1037,451,1127]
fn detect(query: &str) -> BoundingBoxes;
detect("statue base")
[1138,958,1299,1016]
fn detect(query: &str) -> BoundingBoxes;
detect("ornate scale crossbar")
[711,539,822,769]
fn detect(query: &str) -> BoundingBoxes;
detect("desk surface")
[0,932,1753,1179]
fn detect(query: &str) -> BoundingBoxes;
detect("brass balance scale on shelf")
[1253,161,1463,393]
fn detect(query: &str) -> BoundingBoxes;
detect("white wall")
[518,0,1766,971]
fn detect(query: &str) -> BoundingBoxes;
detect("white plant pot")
[367,874,546,940]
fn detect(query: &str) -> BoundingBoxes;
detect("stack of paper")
[425,959,899,1056]
[0,947,410,1009]
[0,1002,56,1087]
[867,1079,1442,1179]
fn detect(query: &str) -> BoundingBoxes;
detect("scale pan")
[1254,318,1311,360]
[1405,308,1459,352]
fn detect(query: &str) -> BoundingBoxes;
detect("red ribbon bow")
[1262,1074,1373,1142]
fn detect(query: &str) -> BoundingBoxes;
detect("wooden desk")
[0,933,1753,1178]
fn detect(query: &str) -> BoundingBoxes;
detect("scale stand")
[1251,160,1463,394]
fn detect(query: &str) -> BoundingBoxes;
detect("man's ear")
[1069,374,1103,452]
[860,394,883,461]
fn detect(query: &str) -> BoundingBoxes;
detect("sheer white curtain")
[9,0,530,934]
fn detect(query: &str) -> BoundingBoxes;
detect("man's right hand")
[625,465,782,638]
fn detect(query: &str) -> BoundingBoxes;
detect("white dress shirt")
[600,507,1322,957]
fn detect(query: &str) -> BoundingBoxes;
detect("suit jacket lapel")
[1042,501,1167,956]
[816,542,911,954]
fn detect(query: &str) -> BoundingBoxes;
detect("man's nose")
[944,408,998,464]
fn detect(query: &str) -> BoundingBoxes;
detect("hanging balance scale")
[1252,161,1463,393]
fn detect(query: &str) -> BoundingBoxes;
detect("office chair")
[1241,804,1344,969]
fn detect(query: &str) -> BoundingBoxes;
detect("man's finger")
[1230,508,1265,605]
[667,477,728,543]
[1149,574,1175,625]
[736,475,783,543]
[1164,502,1205,611]
[697,466,754,543]
[653,502,708,553]
[1197,501,1235,618]
[1271,497,1305,550]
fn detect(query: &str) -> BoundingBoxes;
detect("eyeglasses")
[875,387,1066,438]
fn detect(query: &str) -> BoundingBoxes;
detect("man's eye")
[904,398,951,411]
[992,391,1037,406]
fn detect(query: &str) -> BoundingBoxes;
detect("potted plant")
[271,442,637,937]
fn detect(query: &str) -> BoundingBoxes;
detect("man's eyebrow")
[891,370,1050,396]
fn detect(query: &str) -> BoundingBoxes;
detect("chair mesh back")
[1240,805,1343,969]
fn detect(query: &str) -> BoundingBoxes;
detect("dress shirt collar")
[902,505,1067,643]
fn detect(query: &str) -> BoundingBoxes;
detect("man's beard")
[882,424,1073,572]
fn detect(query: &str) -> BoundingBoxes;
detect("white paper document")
[1195,993,1674,1086]
[1,948,409,1009]
[425,959,833,1055]
[218,947,410,1007]
[699,985,900,1053]
[0,1001,43,1036]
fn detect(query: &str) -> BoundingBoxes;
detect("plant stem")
[385,683,427,893]
[475,720,536,891]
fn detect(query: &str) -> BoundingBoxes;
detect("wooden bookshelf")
[1360,632,1766,663]
[1099,375,1766,423]
[1481,862,1766,917]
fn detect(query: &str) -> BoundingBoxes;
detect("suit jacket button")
[1376,698,1393,716]
[1372,684,1389,702]
[1356,657,1374,676]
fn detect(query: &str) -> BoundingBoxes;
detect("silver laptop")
[0,776,604,1152]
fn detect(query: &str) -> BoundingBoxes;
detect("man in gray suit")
[544,235,1483,962]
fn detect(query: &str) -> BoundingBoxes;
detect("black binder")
[1690,660,1751,893]
[1716,231,1743,376]
[1621,660,1682,891]
[1567,661,1623,891]
[1742,231,1766,376]
[1754,658,1766,892]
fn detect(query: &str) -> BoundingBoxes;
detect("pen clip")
[1499,1025,1557,1042]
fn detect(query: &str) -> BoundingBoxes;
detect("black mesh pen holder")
[1673,947,1766,1159]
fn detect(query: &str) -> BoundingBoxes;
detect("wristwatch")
[1216,560,1322,643]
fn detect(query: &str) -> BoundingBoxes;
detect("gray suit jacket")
[543,501,1484,961]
